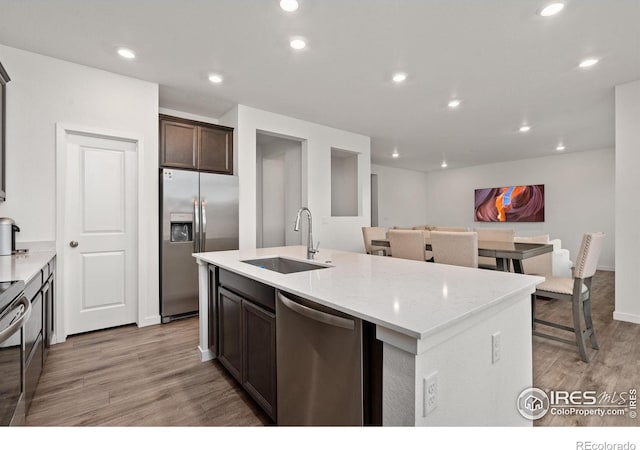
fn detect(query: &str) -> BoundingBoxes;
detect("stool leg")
[583,279,599,350]
[572,280,590,362]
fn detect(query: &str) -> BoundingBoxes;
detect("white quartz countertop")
[194,246,544,339]
[194,246,543,340]
[0,251,56,283]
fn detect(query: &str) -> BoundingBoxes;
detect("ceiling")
[0,0,638,172]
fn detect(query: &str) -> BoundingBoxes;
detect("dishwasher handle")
[0,296,31,344]
[277,292,355,330]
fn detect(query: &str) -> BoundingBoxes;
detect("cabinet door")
[43,278,53,360]
[25,334,43,413]
[208,266,218,356]
[160,119,198,170]
[217,287,243,382]
[199,126,233,174]
[25,292,43,360]
[242,299,276,420]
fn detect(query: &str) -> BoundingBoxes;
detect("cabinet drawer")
[25,292,43,359]
[25,272,42,301]
[218,269,275,311]
[25,333,43,413]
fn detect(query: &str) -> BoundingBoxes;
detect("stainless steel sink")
[241,257,330,274]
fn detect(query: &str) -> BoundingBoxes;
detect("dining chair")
[430,231,478,268]
[361,227,388,256]
[388,230,426,261]
[532,232,605,363]
[432,226,468,232]
[423,229,433,261]
[475,228,515,270]
[513,234,552,276]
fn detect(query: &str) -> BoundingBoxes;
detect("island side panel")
[197,259,215,361]
[381,291,533,426]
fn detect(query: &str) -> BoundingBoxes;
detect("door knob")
[69,241,78,248]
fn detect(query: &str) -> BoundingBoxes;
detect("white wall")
[0,45,160,327]
[371,164,429,229]
[614,79,640,324]
[256,134,306,247]
[220,105,371,253]
[158,107,218,125]
[256,136,302,248]
[422,148,615,270]
[331,149,359,217]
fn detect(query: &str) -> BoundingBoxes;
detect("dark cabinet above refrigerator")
[159,114,234,174]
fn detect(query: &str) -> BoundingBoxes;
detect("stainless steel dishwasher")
[276,290,363,425]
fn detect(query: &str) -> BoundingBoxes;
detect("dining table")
[370,238,553,274]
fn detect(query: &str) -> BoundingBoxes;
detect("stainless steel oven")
[0,280,29,426]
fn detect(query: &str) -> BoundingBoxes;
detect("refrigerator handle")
[193,198,200,253]
[201,199,207,252]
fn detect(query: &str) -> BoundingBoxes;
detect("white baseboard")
[198,346,216,362]
[138,315,161,327]
[613,311,640,324]
[597,265,615,272]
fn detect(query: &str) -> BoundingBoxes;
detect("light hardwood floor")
[26,317,269,426]
[27,270,638,426]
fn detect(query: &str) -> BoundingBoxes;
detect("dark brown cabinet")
[43,260,55,359]
[160,119,197,169]
[218,287,243,381]
[217,270,277,421]
[23,256,55,413]
[160,115,233,174]
[199,126,233,173]
[242,300,276,419]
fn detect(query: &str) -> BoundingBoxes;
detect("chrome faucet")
[294,207,319,259]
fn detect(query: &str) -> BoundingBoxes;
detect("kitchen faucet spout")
[294,207,319,259]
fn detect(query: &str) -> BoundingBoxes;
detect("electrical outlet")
[423,372,438,417]
[492,331,501,364]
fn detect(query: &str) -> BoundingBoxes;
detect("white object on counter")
[194,246,542,426]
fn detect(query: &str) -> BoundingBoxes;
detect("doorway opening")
[256,132,304,248]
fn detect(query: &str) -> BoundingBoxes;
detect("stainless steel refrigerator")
[160,168,239,322]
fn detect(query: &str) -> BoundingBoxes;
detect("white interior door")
[63,133,138,335]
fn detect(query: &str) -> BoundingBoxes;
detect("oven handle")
[0,296,31,344]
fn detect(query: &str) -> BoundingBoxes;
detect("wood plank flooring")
[26,270,638,426]
[26,318,269,426]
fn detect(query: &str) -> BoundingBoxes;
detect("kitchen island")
[194,245,542,426]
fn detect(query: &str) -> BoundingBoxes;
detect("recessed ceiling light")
[290,38,307,50]
[540,3,565,16]
[448,99,461,108]
[392,150,399,158]
[579,58,599,68]
[117,48,136,59]
[208,74,223,84]
[556,144,566,151]
[280,0,299,12]
[392,73,407,83]
[519,125,532,133]
[441,161,448,168]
